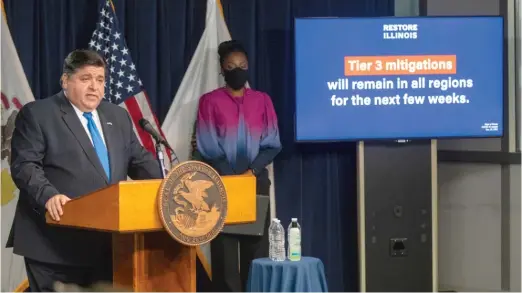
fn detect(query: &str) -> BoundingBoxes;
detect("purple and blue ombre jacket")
[196,87,281,194]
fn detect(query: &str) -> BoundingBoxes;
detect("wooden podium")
[46,173,257,292]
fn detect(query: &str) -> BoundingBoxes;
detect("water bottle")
[269,218,285,261]
[287,218,302,261]
[268,219,276,260]
[275,220,286,261]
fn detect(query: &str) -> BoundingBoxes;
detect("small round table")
[246,257,328,292]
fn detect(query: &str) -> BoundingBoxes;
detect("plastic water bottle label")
[288,228,301,261]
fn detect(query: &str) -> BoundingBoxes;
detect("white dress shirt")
[69,101,107,146]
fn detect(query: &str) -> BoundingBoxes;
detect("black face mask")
[223,68,248,90]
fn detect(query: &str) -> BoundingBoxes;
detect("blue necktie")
[83,112,110,181]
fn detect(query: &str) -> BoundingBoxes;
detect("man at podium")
[195,40,282,291]
[6,50,162,291]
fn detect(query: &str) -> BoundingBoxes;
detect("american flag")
[88,0,172,167]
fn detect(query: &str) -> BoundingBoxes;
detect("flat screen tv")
[294,16,504,142]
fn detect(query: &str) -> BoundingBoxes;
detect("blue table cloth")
[246,257,328,292]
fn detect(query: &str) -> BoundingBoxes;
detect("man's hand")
[45,194,71,221]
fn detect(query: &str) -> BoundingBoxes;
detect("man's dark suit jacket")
[6,91,162,267]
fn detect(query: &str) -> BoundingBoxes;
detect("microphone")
[138,118,178,163]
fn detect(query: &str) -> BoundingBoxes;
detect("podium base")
[112,231,196,292]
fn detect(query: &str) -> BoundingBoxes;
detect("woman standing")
[195,40,282,291]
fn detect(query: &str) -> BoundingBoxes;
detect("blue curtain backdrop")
[3,0,394,291]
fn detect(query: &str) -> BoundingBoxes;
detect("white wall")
[427,0,502,153]
[427,0,521,291]
[438,163,502,291]
[514,0,522,151]
[394,0,419,17]
[438,163,521,291]
[509,165,521,292]
[507,4,520,291]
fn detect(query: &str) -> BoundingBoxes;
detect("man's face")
[62,65,105,112]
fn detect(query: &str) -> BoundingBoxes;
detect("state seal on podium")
[158,161,228,246]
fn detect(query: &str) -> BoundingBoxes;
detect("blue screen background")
[294,16,503,141]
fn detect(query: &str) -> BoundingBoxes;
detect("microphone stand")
[168,150,179,166]
[154,137,167,179]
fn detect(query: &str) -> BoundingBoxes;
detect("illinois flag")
[1,8,33,292]
[162,0,277,281]
[162,0,231,163]
[161,0,231,279]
